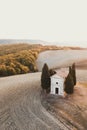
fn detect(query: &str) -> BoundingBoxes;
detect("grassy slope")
[0,43,61,77]
[0,43,84,77]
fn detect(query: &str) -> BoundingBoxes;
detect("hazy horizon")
[0,39,87,48]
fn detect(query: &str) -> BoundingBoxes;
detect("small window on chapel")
[56,82,58,84]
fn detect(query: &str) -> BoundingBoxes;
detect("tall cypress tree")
[41,63,50,90]
[72,63,76,85]
[64,73,74,94]
[69,66,72,75]
[64,63,76,94]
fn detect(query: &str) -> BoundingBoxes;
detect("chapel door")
[55,88,59,94]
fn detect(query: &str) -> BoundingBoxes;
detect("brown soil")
[42,83,87,130]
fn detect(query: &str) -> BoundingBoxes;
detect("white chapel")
[50,70,67,96]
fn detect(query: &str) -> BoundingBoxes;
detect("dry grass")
[0,43,61,77]
[80,83,87,87]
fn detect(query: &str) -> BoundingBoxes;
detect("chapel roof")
[51,68,68,79]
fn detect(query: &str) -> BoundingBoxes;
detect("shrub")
[0,65,8,76]
[6,66,16,75]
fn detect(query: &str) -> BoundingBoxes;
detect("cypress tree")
[41,63,50,90]
[64,73,74,94]
[72,63,76,85]
[69,66,72,75]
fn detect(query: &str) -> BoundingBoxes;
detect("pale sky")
[0,0,87,46]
